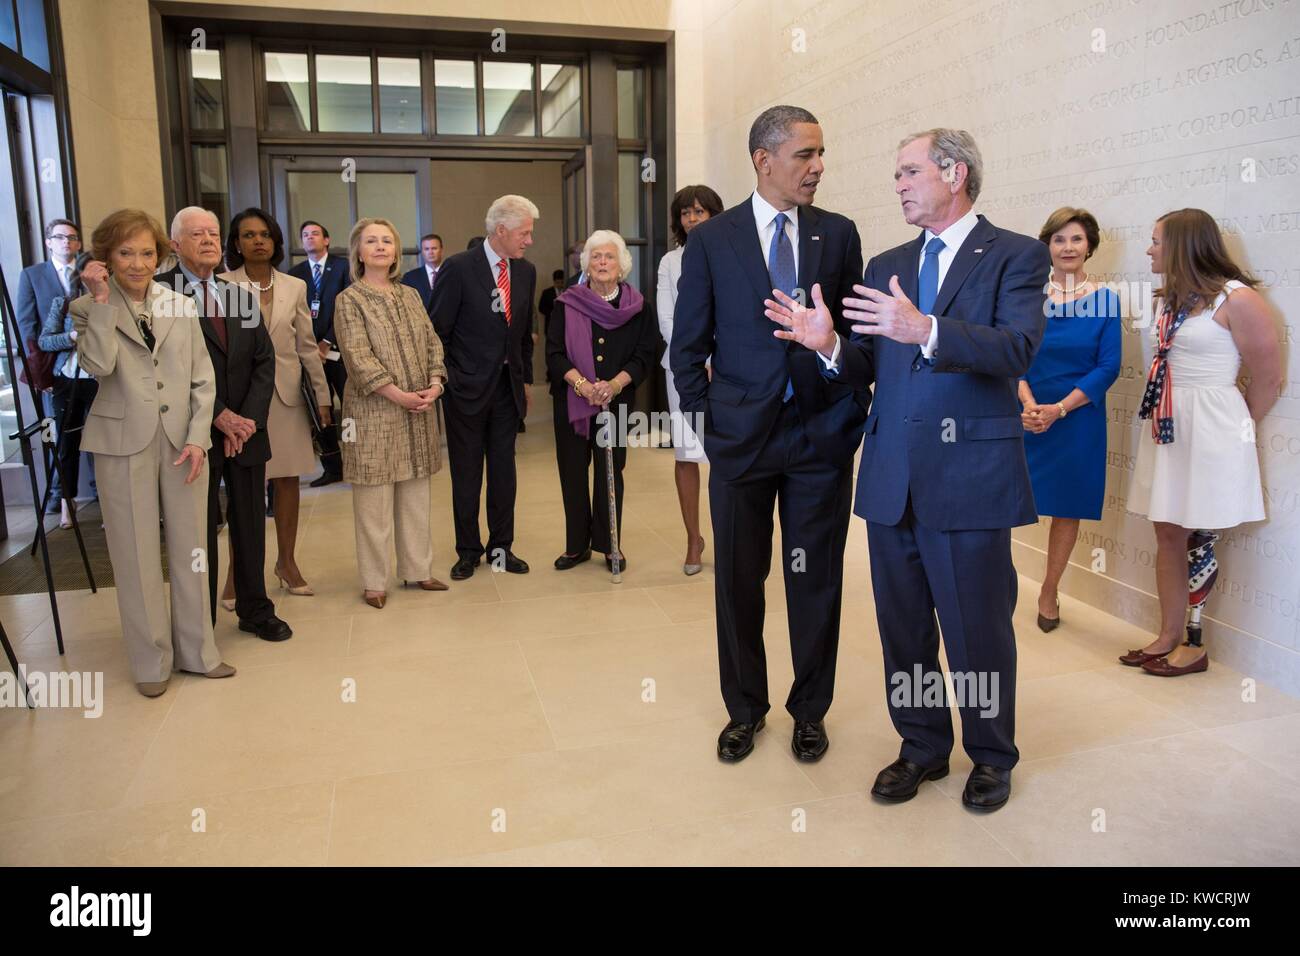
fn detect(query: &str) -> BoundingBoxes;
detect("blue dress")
[1022,287,1122,519]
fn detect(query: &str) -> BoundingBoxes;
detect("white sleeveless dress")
[1128,280,1265,528]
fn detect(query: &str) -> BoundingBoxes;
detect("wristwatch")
[1057,402,1067,419]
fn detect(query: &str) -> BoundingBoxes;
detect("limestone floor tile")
[957,732,1300,866]
[0,683,176,823]
[1090,653,1300,730]
[645,580,721,624]
[120,642,554,807]
[211,613,353,670]
[522,620,723,743]
[0,781,333,866]
[1204,712,1300,784]
[593,791,1020,866]
[444,837,607,867]
[347,587,673,659]
[327,716,822,865]
[1010,668,1191,760]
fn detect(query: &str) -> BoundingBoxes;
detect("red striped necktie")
[496,259,512,325]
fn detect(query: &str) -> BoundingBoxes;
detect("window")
[189,48,224,130]
[378,57,421,134]
[264,51,310,131]
[540,63,580,138]
[16,0,48,71]
[618,152,643,239]
[316,53,372,133]
[617,67,644,140]
[434,58,475,135]
[483,61,534,136]
[192,144,230,232]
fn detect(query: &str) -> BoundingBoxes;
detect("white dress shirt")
[823,206,981,368]
[426,263,440,287]
[752,191,799,278]
[54,260,80,377]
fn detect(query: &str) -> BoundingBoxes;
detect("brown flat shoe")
[202,662,236,679]
[1119,648,1168,667]
[404,578,449,591]
[1141,651,1208,677]
[136,680,169,698]
[363,591,387,609]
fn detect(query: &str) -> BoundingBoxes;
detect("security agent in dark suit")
[670,106,868,765]
[287,220,350,486]
[160,207,291,642]
[16,219,84,510]
[429,195,538,580]
[401,232,444,314]
[769,128,1049,812]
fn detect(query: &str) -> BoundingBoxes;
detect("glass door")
[267,154,432,271]
[561,145,592,276]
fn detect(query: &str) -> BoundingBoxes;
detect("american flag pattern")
[1138,294,1200,444]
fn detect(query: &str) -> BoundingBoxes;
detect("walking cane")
[600,403,622,583]
[1186,530,1219,647]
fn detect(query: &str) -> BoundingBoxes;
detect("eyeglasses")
[49,234,80,242]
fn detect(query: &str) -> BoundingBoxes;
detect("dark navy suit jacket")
[828,214,1049,531]
[401,264,441,315]
[669,197,869,481]
[287,255,350,344]
[429,247,535,419]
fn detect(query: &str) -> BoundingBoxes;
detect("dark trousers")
[316,359,347,478]
[709,400,853,724]
[553,396,625,555]
[444,373,519,561]
[866,499,1019,770]
[207,450,275,626]
[50,375,98,505]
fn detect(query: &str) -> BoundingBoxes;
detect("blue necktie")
[917,236,945,315]
[768,211,797,402]
[311,262,323,299]
[914,236,945,369]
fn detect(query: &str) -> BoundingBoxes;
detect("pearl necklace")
[595,284,619,302]
[1048,273,1091,296]
[248,270,276,293]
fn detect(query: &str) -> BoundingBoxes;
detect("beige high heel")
[275,565,315,596]
[683,537,706,576]
[220,598,237,612]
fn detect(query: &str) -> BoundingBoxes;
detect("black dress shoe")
[238,616,293,642]
[450,556,480,580]
[870,756,949,802]
[554,548,592,570]
[604,553,627,571]
[962,764,1012,812]
[309,472,343,488]
[717,716,765,762]
[791,720,829,762]
[498,551,529,574]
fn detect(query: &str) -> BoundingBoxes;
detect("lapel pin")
[974,248,984,253]
[811,235,820,241]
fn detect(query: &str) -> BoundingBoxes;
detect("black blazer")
[401,263,441,314]
[669,197,868,480]
[429,246,536,418]
[545,293,657,405]
[287,255,350,344]
[157,266,276,466]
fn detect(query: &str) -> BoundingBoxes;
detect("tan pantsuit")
[71,278,219,683]
[352,476,434,590]
[334,281,446,591]
[97,422,220,681]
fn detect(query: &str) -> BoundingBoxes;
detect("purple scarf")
[559,280,644,437]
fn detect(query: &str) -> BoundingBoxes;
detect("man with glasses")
[16,218,87,512]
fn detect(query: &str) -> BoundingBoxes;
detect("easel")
[0,262,95,704]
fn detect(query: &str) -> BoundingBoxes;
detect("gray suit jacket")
[70,278,216,457]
